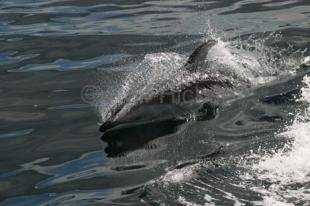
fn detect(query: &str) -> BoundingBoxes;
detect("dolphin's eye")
[196,102,219,121]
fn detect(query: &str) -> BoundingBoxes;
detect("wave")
[239,74,310,205]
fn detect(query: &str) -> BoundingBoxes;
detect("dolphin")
[100,39,232,133]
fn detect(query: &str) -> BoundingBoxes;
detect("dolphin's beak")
[100,121,115,132]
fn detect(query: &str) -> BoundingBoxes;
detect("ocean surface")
[0,0,310,205]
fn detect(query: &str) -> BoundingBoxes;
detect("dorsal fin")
[184,39,217,72]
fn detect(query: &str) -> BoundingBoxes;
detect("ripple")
[0,128,34,140]
[0,188,127,206]
[47,103,90,110]
[8,54,131,72]
[0,111,45,122]
[0,52,38,65]
[0,151,109,189]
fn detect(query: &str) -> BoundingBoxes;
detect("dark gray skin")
[184,39,217,72]
[100,39,232,132]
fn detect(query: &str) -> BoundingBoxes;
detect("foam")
[161,164,199,184]
[244,74,310,204]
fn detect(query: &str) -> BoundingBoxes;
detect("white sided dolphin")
[100,39,232,132]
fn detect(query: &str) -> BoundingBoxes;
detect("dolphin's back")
[184,39,217,73]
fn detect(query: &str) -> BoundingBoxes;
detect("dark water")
[0,0,310,205]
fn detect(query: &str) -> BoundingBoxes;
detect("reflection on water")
[0,0,309,205]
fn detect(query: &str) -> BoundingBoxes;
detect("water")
[0,0,310,205]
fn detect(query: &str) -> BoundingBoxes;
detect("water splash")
[240,73,310,204]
